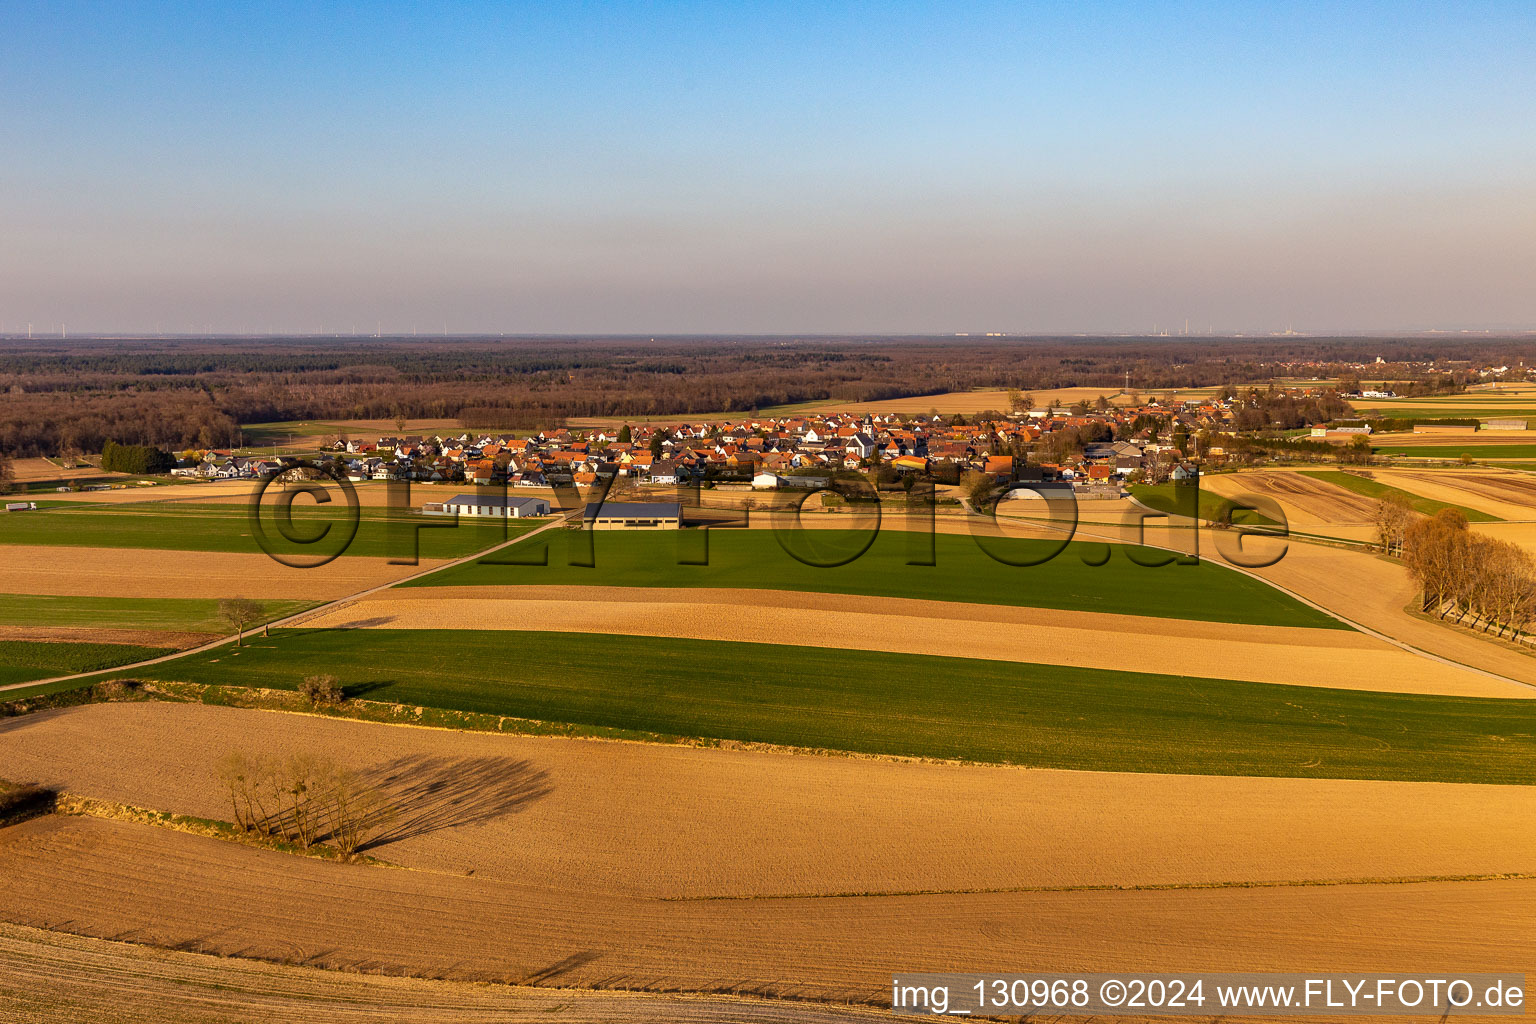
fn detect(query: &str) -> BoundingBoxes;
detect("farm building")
[431,493,551,518]
[582,501,682,530]
[1484,418,1529,430]
[1311,425,1372,439]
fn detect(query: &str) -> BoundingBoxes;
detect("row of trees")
[1401,509,1536,638]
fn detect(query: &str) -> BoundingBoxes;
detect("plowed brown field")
[7,458,121,484]
[1200,472,1377,526]
[0,625,211,648]
[1381,470,1536,521]
[0,545,441,599]
[4,704,1534,898]
[0,922,879,1024]
[0,815,1529,1007]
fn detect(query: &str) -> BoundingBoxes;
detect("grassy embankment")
[22,627,1530,785]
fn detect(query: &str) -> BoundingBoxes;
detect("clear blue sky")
[3,1,1534,334]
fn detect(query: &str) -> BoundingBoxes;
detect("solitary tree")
[219,597,263,646]
[1372,492,1416,556]
[0,455,12,495]
[617,424,632,444]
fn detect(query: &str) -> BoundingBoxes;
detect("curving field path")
[297,585,1528,698]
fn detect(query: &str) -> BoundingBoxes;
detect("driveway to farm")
[0,508,580,692]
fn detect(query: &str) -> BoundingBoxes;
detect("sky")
[2,1,1534,336]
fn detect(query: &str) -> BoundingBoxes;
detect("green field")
[1357,408,1536,420]
[406,527,1340,629]
[75,628,1536,784]
[1376,444,1536,460]
[1128,482,1279,526]
[1299,471,1500,522]
[0,640,177,686]
[0,501,533,559]
[0,595,315,633]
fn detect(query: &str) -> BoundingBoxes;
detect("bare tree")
[0,455,12,495]
[1402,509,1470,615]
[218,597,263,646]
[217,750,395,855]
[1371,492,1417,555]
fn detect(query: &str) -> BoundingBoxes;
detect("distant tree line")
[100,439,176,474]
[2,335,1532,456]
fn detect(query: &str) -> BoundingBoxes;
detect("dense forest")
[0,335,1530,456]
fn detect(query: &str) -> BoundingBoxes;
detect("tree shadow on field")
[356,753,552,850]
[339,679,395,700]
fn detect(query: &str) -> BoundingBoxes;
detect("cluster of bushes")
[216,751,394,854]
[100,439,175,474]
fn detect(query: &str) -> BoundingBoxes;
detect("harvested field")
[0,625,211,648]
[1373,429,1536,446]
[0,813,1530,1007]
[804,386,1218,416]
[7,457,121,484]
[0,545,442,599]
[29,480,444,507]
[299,585,1519,697]
[1380,470,1536,521]
[1200,472,1377,526]
[0,922,881,1024]
[5,703,1535,897]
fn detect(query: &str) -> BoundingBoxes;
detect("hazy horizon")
[4,2,1534,336]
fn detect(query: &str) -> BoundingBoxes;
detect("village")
[163,393,1252,496]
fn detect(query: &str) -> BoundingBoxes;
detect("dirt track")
[1,814,1530,1007]
[297,585,1525,698]
[4,703,1535,898]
